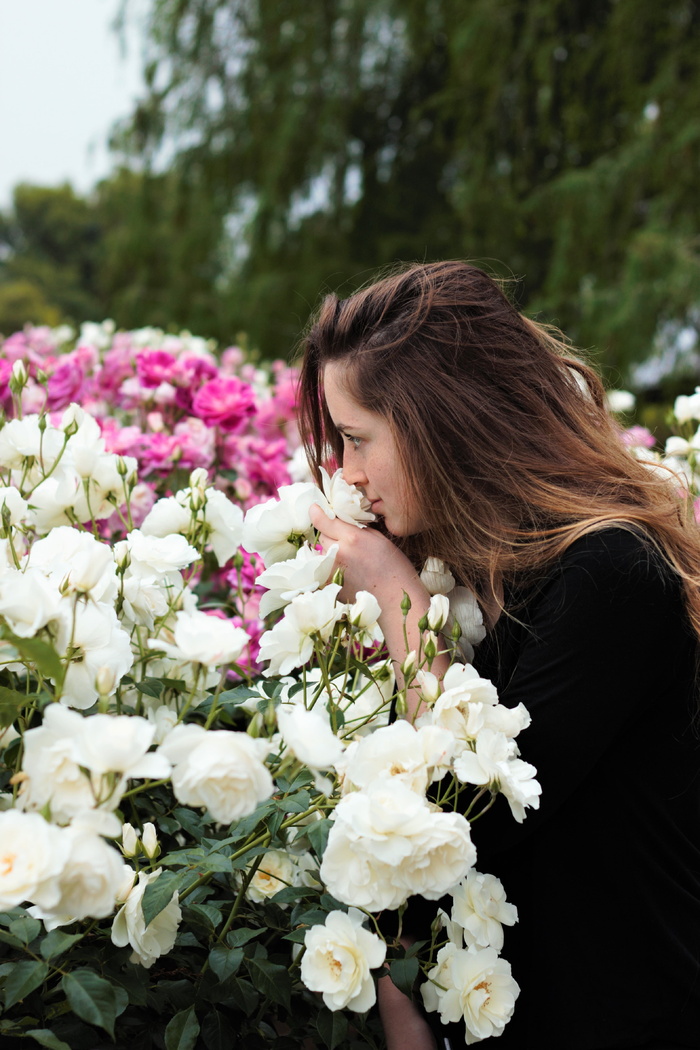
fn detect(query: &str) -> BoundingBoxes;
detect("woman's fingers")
[309,503,338,536]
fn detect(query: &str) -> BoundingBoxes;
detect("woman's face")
[323,362,426,536]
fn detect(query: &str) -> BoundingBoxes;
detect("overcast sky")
[0,0,147,207]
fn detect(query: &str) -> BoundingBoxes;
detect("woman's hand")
[309,504,450,720]
[309,504,417,604]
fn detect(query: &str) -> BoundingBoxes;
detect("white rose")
[0,810,70,910]
[159,723,273,823]
[427,594,450,633]
[140,496,192,538]
[72,712,170,780]
[421,943,520,1044]
[445,588,486,662]
[674,388,700,424]
[0,415,62,470]
[54,601,134,710]
[256,542,338,618]
[125,529,198,573]
[0,567,63,638]
[111,868,181,967]
[453,728,541,823]
[450,870,518,951]
[241,482,327,565]
[19,704,95,822]
[29,527,117,601]
[301,909,386,1012]
[320,779,475,911]
[246,849,297,903]
[424,662,499,743]
[148,609,249,667]
[0,486,28,525]
[277,703,345,771]
[319,468,375,527]
[606,389,636,413]
[200,488,244,565]
[259,584,344,676]
[38,825,125,921]
[337,720,453,795]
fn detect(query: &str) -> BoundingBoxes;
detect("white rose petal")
[277,703,345,770]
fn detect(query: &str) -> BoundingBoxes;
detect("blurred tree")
[0,173,233,341]
[0,184,102,327]
[114,0,700,374]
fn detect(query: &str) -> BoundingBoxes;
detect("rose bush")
[0,322,543,1049]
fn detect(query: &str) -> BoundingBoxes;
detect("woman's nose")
[341,455,367,489]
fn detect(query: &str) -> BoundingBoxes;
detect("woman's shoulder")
[521,525,687,632]
[555,525,675,589]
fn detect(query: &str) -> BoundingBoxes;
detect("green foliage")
[108,0,700,374]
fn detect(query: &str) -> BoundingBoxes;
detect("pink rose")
[191,377,256,432]
[136,350,178,389]
[47,357,86,409]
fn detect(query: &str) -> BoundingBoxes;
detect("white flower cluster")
[244,473,382,678]
[0,406,136,535]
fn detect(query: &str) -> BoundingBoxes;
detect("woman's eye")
[343,434,362,448]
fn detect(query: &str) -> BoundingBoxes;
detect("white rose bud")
[401,650,417,678]
[415,669,441,704]
[141,822,159,859]
[121,823,139,858]
[427,594,450,633]
[95,665,117,698]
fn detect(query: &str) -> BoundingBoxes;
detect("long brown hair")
[299,260,700,638]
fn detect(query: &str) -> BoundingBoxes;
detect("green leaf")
[134,677,165,699]
[61,969,119,1039]
[316,1007,349,1049]
[200,1009,236,1050]
[226,927,265,948]
[0,928,23,949]
[172,807,206,841]
[9,914,42,945]
[164,1005,200,1050]
[161,848,232,874]
[213,685,260,706]
[142,870,183,926]
[4,960,48,1008]
[208,946,243,982]
[40,929,83,961]
[283,926,310,944]
[280,789,312,813]
[228,977,258,1016]
[184,902,222,931]
[0,685,28,727]
[390,957,420,997]
[306,818,332,859]
[26,1029,72,1050]
[271,884,317,906]
[226,798,276,839]
[246,958,292,1010]
[1,629,64,686]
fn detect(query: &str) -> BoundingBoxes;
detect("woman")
[299,261,700,1049]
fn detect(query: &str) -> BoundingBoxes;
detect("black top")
[417,529,700,1049]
